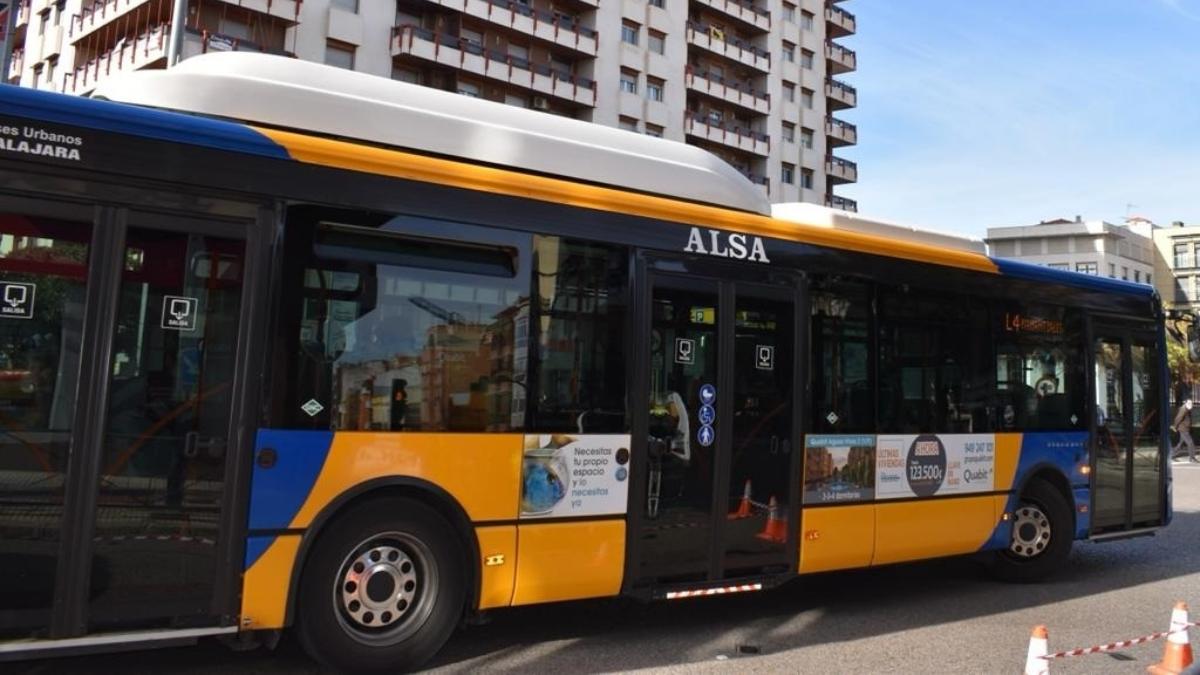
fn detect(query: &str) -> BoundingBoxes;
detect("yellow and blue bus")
[0,53,1171,671]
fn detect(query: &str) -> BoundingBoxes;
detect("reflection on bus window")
[285,214,530,432]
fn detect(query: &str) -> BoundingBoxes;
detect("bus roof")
[92,52,773,216]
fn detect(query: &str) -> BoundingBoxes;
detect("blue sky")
[837,0,1200,238]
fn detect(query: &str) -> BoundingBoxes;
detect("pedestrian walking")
[1173,398,1197,462]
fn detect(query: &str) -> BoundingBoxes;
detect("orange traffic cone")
[1023,625,1049,675]
[728,479,752,519]
[755,496,787,543]
[1149,601,1194,675]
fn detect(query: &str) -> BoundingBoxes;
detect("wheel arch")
[283,476,482,626]
[1014,463,1076,531]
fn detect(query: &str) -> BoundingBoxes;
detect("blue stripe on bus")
[247,430,334,530]
[0,85,291,159]
[981,431,1091,551]
[991,257,1156,298]
[244,535,275,572]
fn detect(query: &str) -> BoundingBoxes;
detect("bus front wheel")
[989,478,1073,582]
[296,497,467,672]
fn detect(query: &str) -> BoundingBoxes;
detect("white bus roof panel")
[772,202,987,254]
[93,53,773,216]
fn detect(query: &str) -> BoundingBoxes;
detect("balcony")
[826,116,856,147]
[685,67,770,116]
[63,25,286,94]
[70,0,300,44]
[686,22,770,74]
[392,25,597,108]
[826,155,857,184]
[7,48,22,82]
[826,194,857,212]
[36,23,64,60]
[684,113,770,157]
[14,0,28,29]
[825,77,856,110]
[825,40,855,74]
[421,0,597,56]
[691,0,770,34]
[825,3,855,37]
[63,22,169,94]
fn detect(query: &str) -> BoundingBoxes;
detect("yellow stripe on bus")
[799,503,875,573]
[511,519,625,605]
[256,128,1000,275]
[288,432,524,528]
[993,433,1022,491]
[241,533,302,630]
[874,495,998,565]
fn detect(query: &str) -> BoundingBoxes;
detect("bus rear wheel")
[296,497,466,672]
[989,478,1073,582]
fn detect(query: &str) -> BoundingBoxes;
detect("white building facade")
[985,217,1156,285]
[1,0,857,209]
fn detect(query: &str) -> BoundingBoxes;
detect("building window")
[457,81,481,98]
[325,41,355,70]
[1146,273,1151,285]
[392,66,421,84]
[801,10,814,30]
[782,41,795,62]
[1075,262,1097,275]
[782,122,795,142]
[801,49,814,69]
[801,87,814,109]
[331,0,359,11]
[1133,270,1141,283]
[1048,263,1069,270]
[801,168,814,189]
[619,116,639,132]
[646,76,664,102]
[1121,266,1129,279]
[44,56,56,85]
[782,163,795,184]
[782,3,796,21]
[649,0,664,7]
[1173,243,1188,268]
[801,127,814,149]
[1194,275,1200,300]
[645,123,664,138]
[648,29,666,55]
[620,68,638,94]
[1193,242,1200,267]
[622,20,640,46]
[1108,263,1116,278]
[783,82,796,103]
[505,93,529,108]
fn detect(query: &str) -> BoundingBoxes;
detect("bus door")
[0,197,263,644]
[631,261,802,586]
[1091,323,1166,534]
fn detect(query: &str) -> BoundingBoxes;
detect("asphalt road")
[15,462,1200,674]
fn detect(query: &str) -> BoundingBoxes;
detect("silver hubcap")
[333,531,437,644]
[1010,504,1051,558]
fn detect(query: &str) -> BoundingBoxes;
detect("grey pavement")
[14,461,1200,674]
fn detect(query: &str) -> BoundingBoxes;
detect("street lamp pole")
[166,0,187,67]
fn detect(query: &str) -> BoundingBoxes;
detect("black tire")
[295,497,467,672]
[989,478,1073,582]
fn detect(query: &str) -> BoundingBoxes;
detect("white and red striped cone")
[728,479,752,519]
[1149,601,1194,675]
[1024,625,1050,675]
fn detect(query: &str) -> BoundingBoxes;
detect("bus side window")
[994,305,1084,431]
[810,278,875,433]
[877,289,993,434]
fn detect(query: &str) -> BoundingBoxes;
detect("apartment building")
[1152,220,1200,314]
[985,216,1156,285]
[2,0,857,209]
